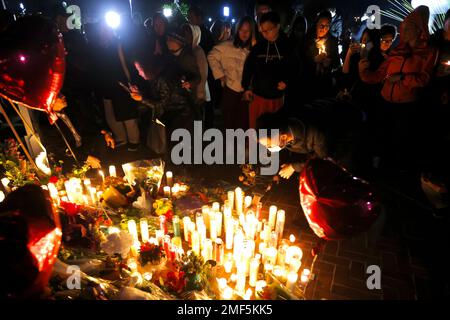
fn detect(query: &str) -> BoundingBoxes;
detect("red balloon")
[0,185,61,298]
[0,15,65,123]
[299,158,381,240]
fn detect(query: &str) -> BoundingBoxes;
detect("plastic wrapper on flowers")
[122,159,165,195]
[299,158,382,240]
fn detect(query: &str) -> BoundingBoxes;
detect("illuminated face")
[238,22,252,43]
[260,21,279,42]
[380,34,394,52]
[167,38,183,55]
[259,133,289,152]
[316,18,330,39]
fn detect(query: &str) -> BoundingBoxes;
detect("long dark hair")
[233,16,255,49]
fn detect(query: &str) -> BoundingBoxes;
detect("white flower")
[100,231,133,258]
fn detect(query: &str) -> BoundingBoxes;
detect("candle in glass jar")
[235,187,243,215]
[99,170,105,183]
[155,230,164,246]
[224,253,233,273]
[227,191,234,211]
[265,247,278,265]
[192,231,200,255]
[172,215,181,238]
[249,258,260,287]
[233,230,244,262]
[290,258,302,273]
[286,271,298,291]
[215,211,223,237]
[47,183,60,204]
[127,220,139,242]
[163,186,171,197]
[212,202,220,212]
[197,222,206,249]
[244,195,252,209]
[222,286,233,299]
[215,238,224,264]
[1,178,10,193]
[109,165,116,177]
[256,202,262,220]
[210,214,217,240]
[275,210,285,242]
[268,205,277,230]
[140,218,149,243]
[0,191,4,202]
[255,280,267,293]
[166,171,173,187]
[236,262,247,295]
[159,215,168,234]
[225,220,234,250]
[285,246,303,265]
[183,217,191,242]
[203,239,213,261]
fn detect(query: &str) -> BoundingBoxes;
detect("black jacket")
[242,32,294,99]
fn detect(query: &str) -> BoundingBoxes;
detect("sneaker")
[127,143,139,152]
[115,141,127,148]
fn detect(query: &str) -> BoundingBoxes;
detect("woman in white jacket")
[207,16,255,129]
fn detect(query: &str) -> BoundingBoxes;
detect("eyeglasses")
[380,38,394,44]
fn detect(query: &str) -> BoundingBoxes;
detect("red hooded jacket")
[359,6,437,104]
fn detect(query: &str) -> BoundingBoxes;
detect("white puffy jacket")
[207,40,250,93]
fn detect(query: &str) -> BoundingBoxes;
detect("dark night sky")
[2,0,400,26]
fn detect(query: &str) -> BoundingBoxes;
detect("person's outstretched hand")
[279,163,295,179]
[101,130,115,149]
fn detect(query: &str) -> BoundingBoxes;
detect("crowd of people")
[1,2,449,216]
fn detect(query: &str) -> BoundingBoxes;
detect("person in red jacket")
[358,5,437,171]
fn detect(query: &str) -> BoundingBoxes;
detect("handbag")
[146,107,166,155]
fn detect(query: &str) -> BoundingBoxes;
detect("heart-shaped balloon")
[0,15,65,123]
[299,158,381,240]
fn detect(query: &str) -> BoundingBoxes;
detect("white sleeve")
[207,44,226,80]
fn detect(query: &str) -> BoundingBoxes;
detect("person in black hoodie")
[242,11,294,128]
[301,10,341,102]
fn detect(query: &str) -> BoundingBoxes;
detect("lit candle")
[275,210,285,242]
[183,217,191,242]
[268,205,277,230]
[0,191,5,203]
[172,215,181,238]
[289,234,296,243]
[155,230,164,246]
[224,253,233,273]
[277,243,288,267]
[225,220,234,250]
[215,238,224,264]
[215,211,223,237]
[249,258,260,287]
[255,280,267,293]
[285,246,303,265]
[273,266,287,282]
[290,258,302,273]
[159,215,168,234]
[47,183,60,205]
[269,231,278,248]
[203,239,213,261]
[235,187,243,215]
[244,195,252,209]
[244,288,253,300]
[140,218,149,243]
[109,165,116,177]
[212,202,220,212]
[1,178,11,193]
[227,190,234,211]
[209,214,217,240]
[83,178,91,188]
[302,269,311,277]
[236,262,247,295]
[89,187,97,205]
[259,242,267,256]
[192,231,200,255]
[286,271,298,291]
[171,184,180,197]
[197,222,206,249]
[222,286,233,299]
[163,186,171,197]
[265,247,278,265]
[217,278,228,290]
[233,230,244,262]
[300,274,309,284]
[128,220,139,242]
[166,171,173,187]
[99,170,105,183]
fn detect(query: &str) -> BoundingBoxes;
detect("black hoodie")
[242,32,294,99]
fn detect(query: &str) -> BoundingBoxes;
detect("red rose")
[60,201,79,217]
[164,210,173,222]
[49,176,59,184]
